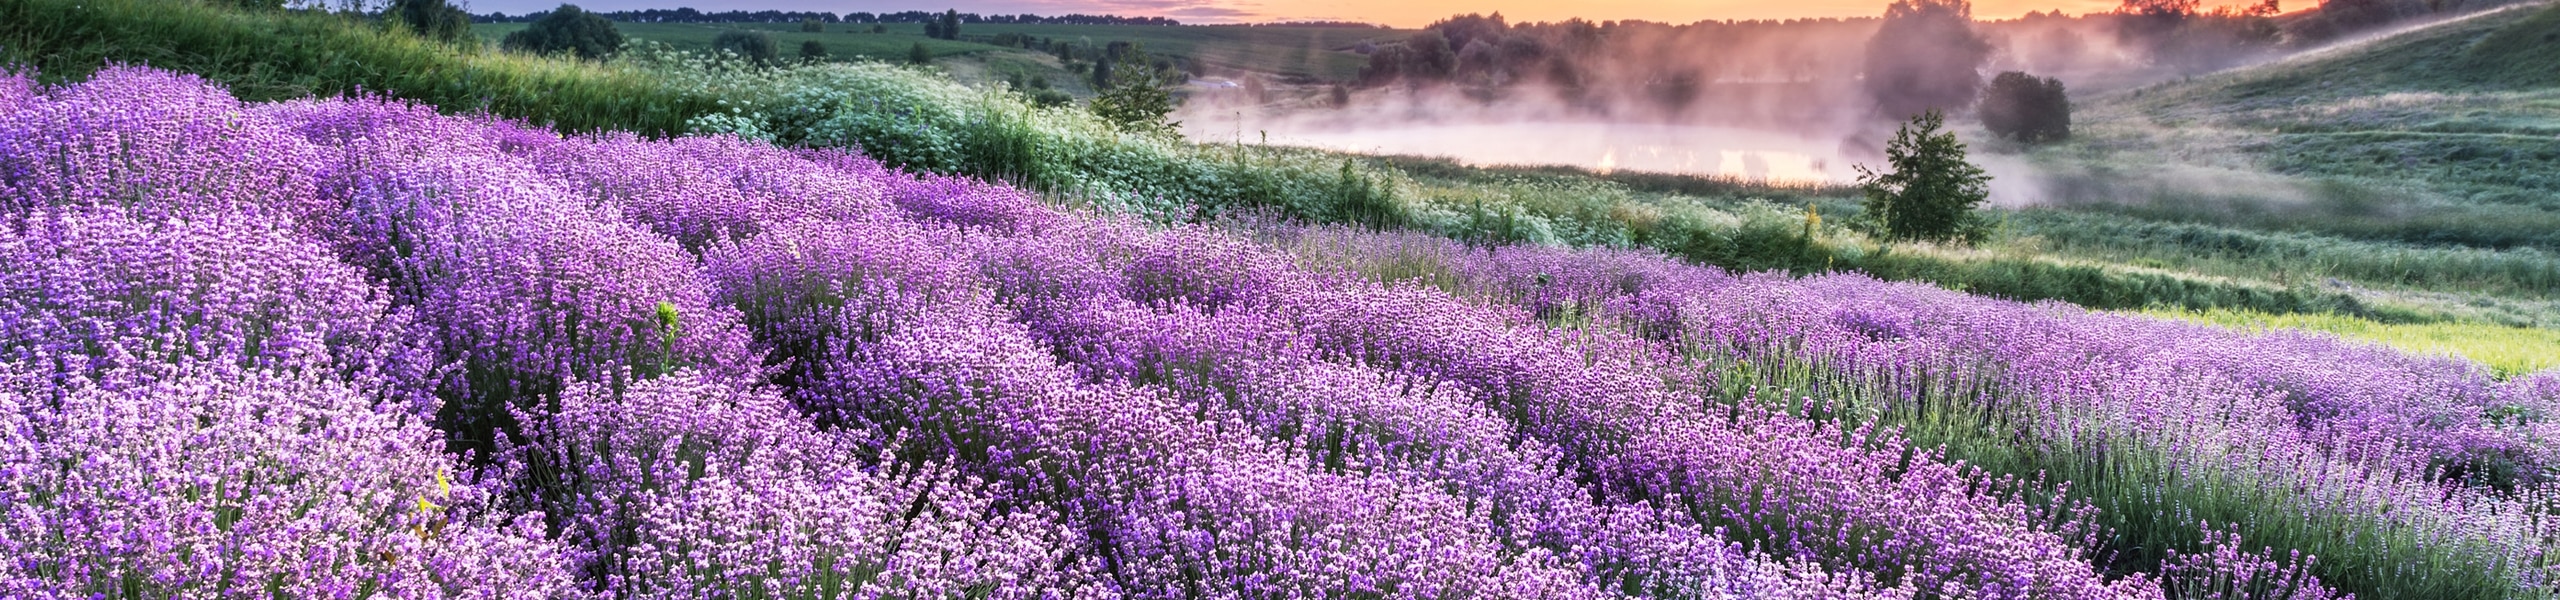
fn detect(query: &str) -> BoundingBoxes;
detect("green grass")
[2146,307,2560,377]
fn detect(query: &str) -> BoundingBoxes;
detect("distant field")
[472,21,1404,81]
[958,23,1405,80]
[471,21,995,63]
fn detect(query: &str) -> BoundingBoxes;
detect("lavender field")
[4,66,2558,599]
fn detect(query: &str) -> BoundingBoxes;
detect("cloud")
[1165,6,1260,18]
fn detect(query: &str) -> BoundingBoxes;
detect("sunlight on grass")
[2144,308,2560,377]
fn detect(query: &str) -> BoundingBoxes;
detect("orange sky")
[1255,0,2132,26]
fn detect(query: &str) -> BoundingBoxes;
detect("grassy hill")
[2028,3,2560,252]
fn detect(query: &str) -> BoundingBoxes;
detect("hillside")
[2027,3,2560,251]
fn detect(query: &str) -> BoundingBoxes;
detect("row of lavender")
[0,66,2547,599]
[1265,226,2560,598]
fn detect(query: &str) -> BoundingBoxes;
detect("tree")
[501,4,625,60]
[939,9,961,40]
[799,40,829,61]
[713,30,779,65]
[1089,43,1182,136]
[388,0,471,43]
[800,18,824,33]
[872,24,888,34]
[1863,0,1993,120]
[924,21,943,39]
[1855,110,1992,242]
[908,42,932,65]
[1979,72,2070,143]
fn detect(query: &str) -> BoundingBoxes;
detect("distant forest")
[473,7,1184,26]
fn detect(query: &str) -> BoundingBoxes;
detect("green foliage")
[907,41,930,65]
[1088,44,1181,136]
[798,40,827,61]
[386,0,470,43]
[1979,71,2069,143]
[712,30,778,65]
[501,4,624,60]
[798,18,823,33]
[1856,110,1991,243]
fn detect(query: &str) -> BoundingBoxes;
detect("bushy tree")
[501,4,624,60]
[799,40,828,61]
[1856,110,1992,242]
[388,0,471,43]
[908,42,932,65]
[713,30,778,64]
[1864,0,1992,120]
[800,18,824,33]
[939,9,961,40]
[1090,44,1182,136]
[1979,71,2070,143]
[1358,31,1456,85]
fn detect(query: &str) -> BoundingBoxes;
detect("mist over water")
[1185,115,1852,182]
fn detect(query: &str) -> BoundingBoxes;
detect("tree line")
[473,7,1181,26]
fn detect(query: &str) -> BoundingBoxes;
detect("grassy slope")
[2033,4,2560,250]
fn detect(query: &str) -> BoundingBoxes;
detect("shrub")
[798,39,826,61]
[500,4,623,60]
[1856,110,1991,242]
[712,30,778,65]
[1979,71,2070,143]
[386,0,470,43]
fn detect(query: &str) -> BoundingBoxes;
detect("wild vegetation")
[6,0,2560,598]
[10,64,2559,600]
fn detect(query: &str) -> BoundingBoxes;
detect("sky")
[468,0,2162,27]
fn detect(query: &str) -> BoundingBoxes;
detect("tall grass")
[2148,308,2560,377]
[2015,210,2560,299]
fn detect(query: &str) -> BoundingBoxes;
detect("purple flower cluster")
[11,65,2557,599]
